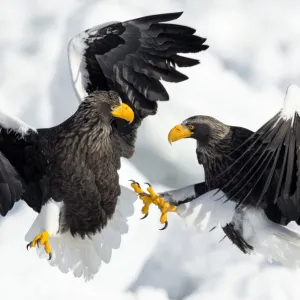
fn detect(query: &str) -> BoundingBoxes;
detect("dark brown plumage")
[40,91,123,237]
[1,91,123,236]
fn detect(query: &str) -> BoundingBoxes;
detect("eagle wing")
[0,109,47,216]
[218,85,300,223]
[68,11,208,157]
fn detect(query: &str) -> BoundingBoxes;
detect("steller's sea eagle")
[131,84,300,267]
[0,12,208,280]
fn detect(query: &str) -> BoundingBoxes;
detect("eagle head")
[88,91,134,124]
[168,115,230,148]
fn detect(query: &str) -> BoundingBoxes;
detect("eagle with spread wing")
[131,85,300,267]
[0,12,208,280]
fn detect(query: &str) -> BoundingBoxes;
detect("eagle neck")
[51,102,121,164]
[196,131,233,188]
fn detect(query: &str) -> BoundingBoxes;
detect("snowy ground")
[1,0,300,299]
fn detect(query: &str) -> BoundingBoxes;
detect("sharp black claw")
[145,182,151,187]
[140,213,148,220]
[36,239,41,248]
[26,242,32,251]
[129,180,140,187]
[48,253,52,261]
[159,221,168,230]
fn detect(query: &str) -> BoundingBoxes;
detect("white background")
[1,0,300,299]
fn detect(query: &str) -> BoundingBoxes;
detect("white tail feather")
[241,208,300,268]
[25,185,137,281]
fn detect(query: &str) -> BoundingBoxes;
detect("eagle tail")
[25,185,137,281]
[241,208,300,268]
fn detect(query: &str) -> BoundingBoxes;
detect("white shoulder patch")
[67,32,90,102]
[0,108,36,137]
[176,189,236,231]
[25,185,137,281]
[67,21,119,104]
[280,84,300,120]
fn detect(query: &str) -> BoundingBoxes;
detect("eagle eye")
[188,125,195,130]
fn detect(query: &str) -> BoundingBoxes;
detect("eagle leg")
[26,232,52,260]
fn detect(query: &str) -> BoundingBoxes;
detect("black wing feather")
[87,13,208,114]
[0,126,47,216]
[219,111,300,222]
[0,152,23,215]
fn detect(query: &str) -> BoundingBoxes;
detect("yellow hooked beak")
[111,103,134,124]
[168,124,193,144]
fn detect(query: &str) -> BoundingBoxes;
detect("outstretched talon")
[130,180,177,229]
[130,180,153,219]
[26,231,52,260]
[147,185,177,230]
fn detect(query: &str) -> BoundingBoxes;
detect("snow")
[1,0,300,299]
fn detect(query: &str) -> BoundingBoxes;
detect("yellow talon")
[130,180,153,218]
[26,231,52,260]
[130,180,177,229]
[139,193,153,216]
[159,201,177,224]
[130,181,143,194]
[146,184,158,199]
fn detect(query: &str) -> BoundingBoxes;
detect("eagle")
[131,84,300,267]
[0,12,208,280]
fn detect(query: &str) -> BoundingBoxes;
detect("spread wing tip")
[219,85,300,221]
[128,11,184,23]
[280,84,300,120]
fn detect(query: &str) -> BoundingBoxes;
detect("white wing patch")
[67,21,118,103]
[176,189,236,231]
[0,107,36,137]
[67,32,90,102]
[280,84,300,121]
[25,185,137,281]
